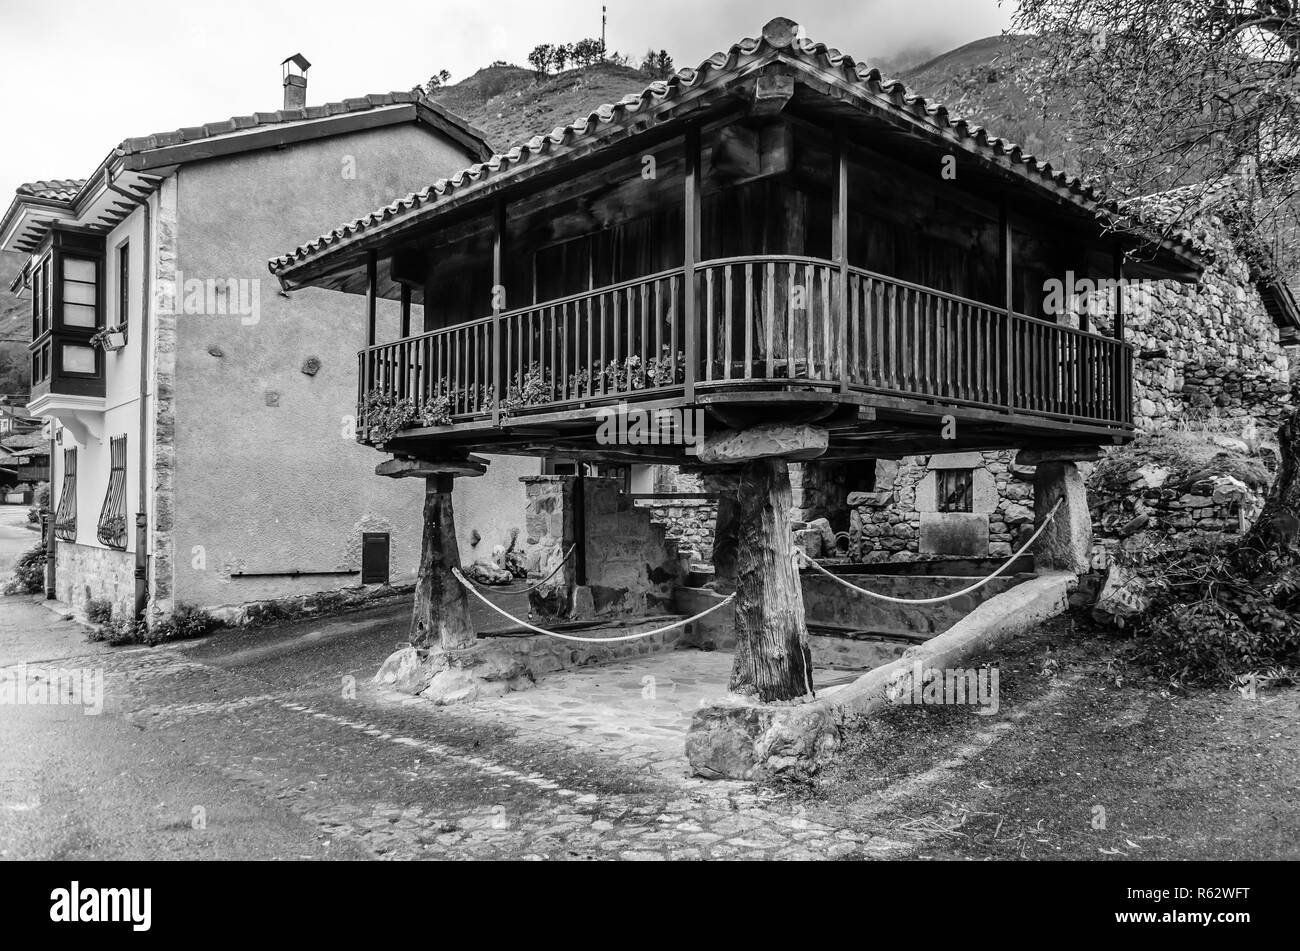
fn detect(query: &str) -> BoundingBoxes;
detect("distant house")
[1,60,536,620]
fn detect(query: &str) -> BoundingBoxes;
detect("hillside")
[0,250,28,397]
[429,61,658,152]
[429,38,1079,173]
[901,34,1080,169]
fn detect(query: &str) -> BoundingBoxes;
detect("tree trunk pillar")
[410,473,476,651]
[729,458,813,701]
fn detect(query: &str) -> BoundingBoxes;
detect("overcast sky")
[0,0,1011,203]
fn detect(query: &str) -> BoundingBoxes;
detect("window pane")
[64,258,96,282]
[62,302,97,328]
[63,281,96,306]
[62,344,95,374]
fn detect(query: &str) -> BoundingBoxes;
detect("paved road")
[0,505,37,578]
[0,595,874,860]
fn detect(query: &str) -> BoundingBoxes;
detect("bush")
[86,603,219,647]
[86,597,113,624]
[3,544,46,595]
[27,482,49,525]
[1109,532,1300,686]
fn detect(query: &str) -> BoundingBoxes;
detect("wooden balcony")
[357,253,1133,461]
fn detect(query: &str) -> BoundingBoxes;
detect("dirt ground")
[786,611,1300,860]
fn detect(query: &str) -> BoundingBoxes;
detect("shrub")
[86,598,113,624]
[147,603,219,645]
[4,545,46,595]
[86,603,219,647]
[1108,532,1300,686]
[27,482,49,525]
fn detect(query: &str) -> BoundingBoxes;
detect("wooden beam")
[684,123,701,402]
[400,282,411,338]
[365,250,378,348]
[1000,202,1014,410]
[1114,245,1128,424]
[491,197,504,427]
[833,125,849,394]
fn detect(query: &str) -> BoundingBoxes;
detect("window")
[361,532,390,585]
[936,468,974,513]
[96,435,128,550]
[61,256,98,329]
[117,242,129,336]
[54,448,77,542]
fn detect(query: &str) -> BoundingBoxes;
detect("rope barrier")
[453,567,736,643]
[799,498,1064,605]
[462,545,576,595]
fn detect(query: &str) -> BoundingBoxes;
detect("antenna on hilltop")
[602,5,607,60]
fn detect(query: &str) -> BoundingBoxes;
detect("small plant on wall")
[89,326,127,352]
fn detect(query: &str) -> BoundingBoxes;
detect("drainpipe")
[107,170,151,621]
[44,432,55,598]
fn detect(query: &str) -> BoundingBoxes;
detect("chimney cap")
[282,53,311,76]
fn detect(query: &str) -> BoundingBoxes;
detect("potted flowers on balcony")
[89,326,127,352]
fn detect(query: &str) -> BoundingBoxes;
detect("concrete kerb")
[684,571,1077,781]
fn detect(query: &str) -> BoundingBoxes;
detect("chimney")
[281,53,311,110]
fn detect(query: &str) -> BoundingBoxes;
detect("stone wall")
[849,452,1035,562]
[521,474,682,617]
[56,543,136,621]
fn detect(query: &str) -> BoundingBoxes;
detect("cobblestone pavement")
[0,597,909,860]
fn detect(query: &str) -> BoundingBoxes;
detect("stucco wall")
[164,122,520,610]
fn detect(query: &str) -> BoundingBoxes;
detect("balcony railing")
[358,253,1133,438]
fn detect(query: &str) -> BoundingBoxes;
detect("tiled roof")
[16,180,85,202]
[116,90,486,156]
[0,432,47,451]
[269,16,1205,278]
[7,94,489,217]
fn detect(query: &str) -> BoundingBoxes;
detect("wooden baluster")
[849,273,860,384]
[723,265,734,382]
[786,262,796,378]
[705,266,715,382]
[765,262,775,378]
[640,282,649,387]
[625,286,634,389]
[669,274,680,386]
[744,263,753,380]
[821,266,832,381]
[654,279,664,386]
[804,263,815,379]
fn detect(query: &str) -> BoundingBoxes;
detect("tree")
[640,48,675,80]
[572,37,606,67]
[551,43,572,72]
[527,43,554,78]
[1011,2,1300,562]
[423,69,451,96]
[1012,0,1300,282]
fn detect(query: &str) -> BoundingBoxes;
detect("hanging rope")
[800,498,1064,605]
[461,545,576,595]
[453,567,736,643]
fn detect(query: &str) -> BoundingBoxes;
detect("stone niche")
[916,452,998,557]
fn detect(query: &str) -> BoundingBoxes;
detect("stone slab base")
[685,572,1075,780]
[373,614,694,705]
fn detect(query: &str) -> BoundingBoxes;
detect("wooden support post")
[832,126,849,393]
[399,282,411,339]
[684,123,701,402]
[1113,246,1128,423]
[365,250,378,349]
[729,458,813,702]
[1000,203,1014,409]
[491,198,505,426]
[410,473,475,651]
